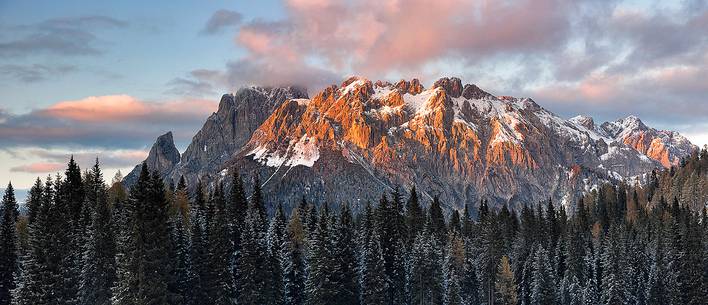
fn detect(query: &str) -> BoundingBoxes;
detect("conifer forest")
[0,150,707,305]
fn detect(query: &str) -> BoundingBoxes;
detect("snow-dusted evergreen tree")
[409,227,443,305]
[645,242,666,305]
[305,204,337,305]
[188,181,208,305]
[600,225,626,305]
[54,158,84,305]
[405,186,424,247]
[360,226,388,305]
[228,171,248,302]
[0,183,18,305]
[376,191,406,305]
[428,195,447,244]
[332,204,358,305]
[205,183,235,305]
[282,206,306,305]
[266,203,287,305]
[475,199,503,305]
[79,162,116,305]
[236,198,269,305]
[530,246,555,305]
[112,165,171,305]
[168,213,190,304]
[519,253,534,305]
[444,234,465,305]
[461,243,481,305]
[12,178,50,305]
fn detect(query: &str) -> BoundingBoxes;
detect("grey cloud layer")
[0,15,127,57]
[201,9,243,35]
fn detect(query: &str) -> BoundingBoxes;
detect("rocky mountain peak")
[569,115,596,131]
[393,78,424,94]
[123,131,180,186]
[433,77,463,98]
[617,115,648,130]
[597,115,697,167]
[127,76,697,213]
[461,83,494,100]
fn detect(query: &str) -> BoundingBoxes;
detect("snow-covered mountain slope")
[599,116,696,167]
[128,76,697,213]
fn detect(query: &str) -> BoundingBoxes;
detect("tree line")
[0,149,706,305]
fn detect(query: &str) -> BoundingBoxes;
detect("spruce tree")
[409,228,443,305]
[376,193,406,305]
[0,183,18,305]
[228,171,248,299]
[461,249,481,305]
[188,188,209,305]
[360,227,388,305]
[530,246,555,305]
[282,207,306,305]
[405,186,424,247]
[306,204,336,305]
[475,199,502,305]
[112,165,171,305]
[443,234,465,305]
[332,204,358,304]
[600,226,626,305]
[13,178,53,305]
[205,183,235,305]
[428,195,446,243]
[79,162,116,305]
[237,200,269,305]
[266,203,287,305]
[168,213,191,304]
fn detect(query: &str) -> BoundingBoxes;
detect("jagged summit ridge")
[127,76,696,212]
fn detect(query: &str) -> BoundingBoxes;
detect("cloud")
[0,15,127,57]
[226,0,573,80]
[0,64,77,82]
[37,95,216,123]
[10,162,65,174]
[7,148,148,174]
[201,9,243,35]
[167,69,224,96]
[224,58,340,90]
[0,95,218,149]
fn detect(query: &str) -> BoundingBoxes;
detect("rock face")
[128,77,697,213]
[161,86,307,186]
[124,131,180,186]
[599,116,695,167]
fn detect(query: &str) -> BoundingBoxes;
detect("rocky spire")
[123,131,180,187]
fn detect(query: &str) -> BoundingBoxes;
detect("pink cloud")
[233,0,571,79]
[10,162,64,173]
[532,72,623,104]
[0,95,219,149]
[43,95,149,122]
[39,95,217,123]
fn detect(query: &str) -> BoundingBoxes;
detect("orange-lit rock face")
[619,128,686,167]
[244,77,547,184]
[135,78,698,213]
[231,76,694,210]
[598,115,697,168]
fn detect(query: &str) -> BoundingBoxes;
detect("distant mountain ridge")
[125,76,697,213]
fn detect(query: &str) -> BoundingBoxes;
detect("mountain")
[124,86,308,188]
[599,116,695,168]
[128,76,697,212]
[124,131,180,186]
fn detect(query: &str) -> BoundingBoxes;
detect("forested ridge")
[0,149,706,305]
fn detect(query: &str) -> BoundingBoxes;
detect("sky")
[1,0,707,189]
